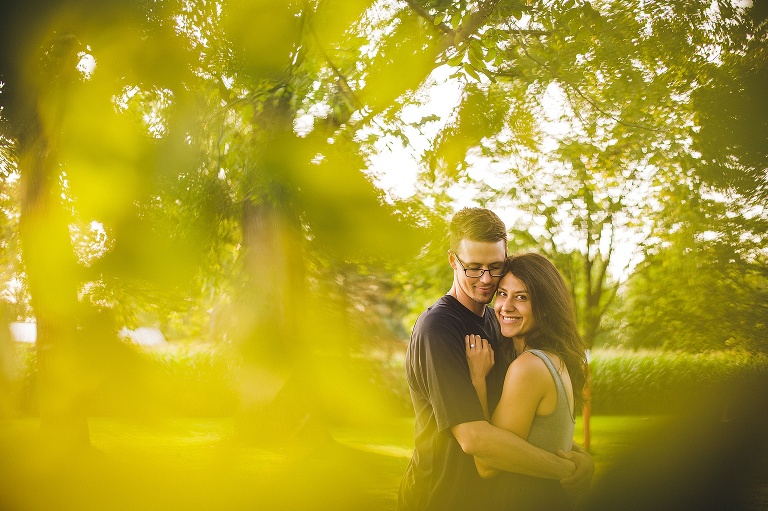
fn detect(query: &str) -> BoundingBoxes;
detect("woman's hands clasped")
[465,334,494,384]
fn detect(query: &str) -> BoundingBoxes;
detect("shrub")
[588,349,768,415]
[140,343,239,416]
[0,343,38,416]
[2,341,239,418]
[7,344,767,418]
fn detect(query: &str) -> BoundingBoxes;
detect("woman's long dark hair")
[500,253,588,404]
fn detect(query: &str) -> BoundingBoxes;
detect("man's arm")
[451,421,575,480]
[558,443,595,497]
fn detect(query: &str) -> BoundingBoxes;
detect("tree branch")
[493,67,522,79]
[305,14,363,113]
[455,0,502,44]
[508,23,658,132]
[594,213,614,293]
[403,0,455,38]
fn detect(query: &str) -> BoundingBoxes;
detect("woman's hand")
[465,334,494,384]
[465,334,494,422]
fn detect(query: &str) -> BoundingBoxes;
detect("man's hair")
[448,207,507,252]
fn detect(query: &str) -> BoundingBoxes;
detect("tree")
[389,0,755,343]
[0,0,214,448]
[692,3,768,205]
[608,188,768,353]
[0,0,430,450]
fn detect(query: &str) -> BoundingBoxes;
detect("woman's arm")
[492,352,550,436]
[475,352,552,478]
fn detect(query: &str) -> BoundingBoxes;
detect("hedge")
[0,342,239,418]
[588,349,768,415]
[2,345,767,418]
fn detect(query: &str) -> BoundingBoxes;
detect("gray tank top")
[525,349,575,454]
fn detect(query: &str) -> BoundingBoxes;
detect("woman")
[465,252,588,510]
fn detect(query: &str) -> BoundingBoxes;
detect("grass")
[572,415,664,476]
[1,414,764,510]
[329,414,667,506]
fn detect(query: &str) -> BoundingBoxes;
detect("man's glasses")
[451,252,505,278]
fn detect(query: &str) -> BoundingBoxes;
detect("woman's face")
[494,272,536,341]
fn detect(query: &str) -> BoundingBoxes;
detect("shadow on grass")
[578,377,768,511]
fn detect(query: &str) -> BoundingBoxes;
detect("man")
[398,208,593,511]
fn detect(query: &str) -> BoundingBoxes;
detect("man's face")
[451,238,507,311]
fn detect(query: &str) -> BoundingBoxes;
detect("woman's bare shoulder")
[506,351,551,381]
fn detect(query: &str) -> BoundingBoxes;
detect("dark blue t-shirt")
[399,294,507,511]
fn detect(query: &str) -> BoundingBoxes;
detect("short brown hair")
[448,207,507,252]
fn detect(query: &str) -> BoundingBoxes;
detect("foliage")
[0,0,435,446]
[376,346,768,416]
[0,342,37,416]
[0,140,33,321]
[0,0,762,347]
[5,341,413,420]
[692,3,768,205]
[589,348,768,415]
[2,342,239,418]
[605,190,768,353]
[376,0,767,353]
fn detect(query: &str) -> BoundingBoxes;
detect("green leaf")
[468,51,484,70]
[447,52,465,66]
[485,46,497,62]
[463,62,481,81]
[469,39,484,60]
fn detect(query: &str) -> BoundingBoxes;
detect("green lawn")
[332,414,665,485]
[0,415,707,510]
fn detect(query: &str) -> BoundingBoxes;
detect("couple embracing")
[399,208,593,511]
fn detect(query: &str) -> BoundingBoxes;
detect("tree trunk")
[19,123,90,451]
[234,197,331,447]
[582,350,592,452]
[15,30,91,450]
